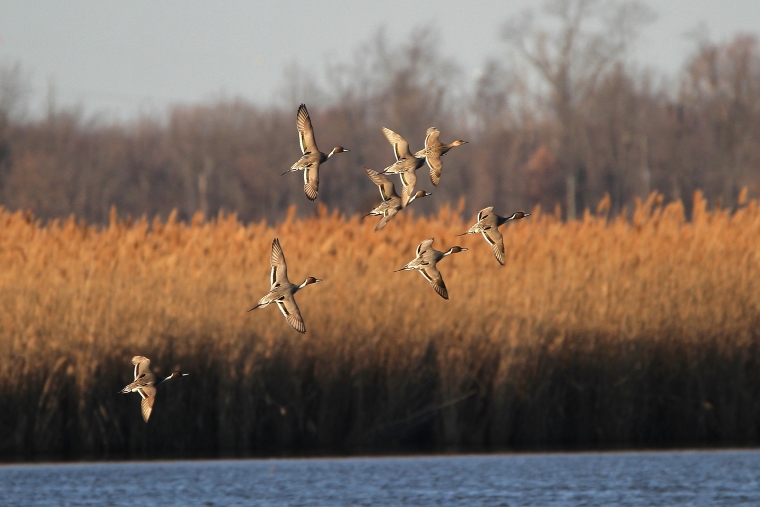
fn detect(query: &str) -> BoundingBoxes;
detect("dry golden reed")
[2,191,760,458]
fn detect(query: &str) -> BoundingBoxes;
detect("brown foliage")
[2,192,760,458]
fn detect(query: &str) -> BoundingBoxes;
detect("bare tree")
[680,34,760,207]
[501,0,655,218]
[0,61,30,197]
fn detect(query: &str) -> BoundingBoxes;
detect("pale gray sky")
[1,0,758,120]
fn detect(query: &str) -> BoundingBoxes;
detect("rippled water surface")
[2,450,759,506]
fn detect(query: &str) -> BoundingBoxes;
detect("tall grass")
[2,192,760,459]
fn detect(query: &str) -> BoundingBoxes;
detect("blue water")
[1,450,759,506]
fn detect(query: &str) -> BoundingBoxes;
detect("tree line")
[0,0,758,224]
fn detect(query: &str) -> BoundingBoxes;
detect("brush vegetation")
[2,192,760,459]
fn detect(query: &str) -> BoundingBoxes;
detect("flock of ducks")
[121,104,529,422]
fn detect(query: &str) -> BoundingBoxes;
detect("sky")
[0,0,758,120]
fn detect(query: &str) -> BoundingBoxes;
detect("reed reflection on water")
[2,450,759,507]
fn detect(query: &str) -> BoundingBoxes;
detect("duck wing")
[477,206,494,222]
[424,127,441,148]
[416,238,435,257]
[140,392,156,422]
[419,264,448,299]
[297,104,318,154]
[364,167,397,201]
[399,170,417,207]
[375,206,400,231]
[303,164,319,200]
[382,127,413,160]
[481,227,505,266]
[426,153,443,186]
[270,238,290,288]
[132,356,152,380]
[276,294,306,333]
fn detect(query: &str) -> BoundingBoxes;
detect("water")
[1,450,759,506]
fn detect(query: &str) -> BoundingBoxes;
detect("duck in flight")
[283,104,349,200]
[118,356,188,422]
[413,127,467,186]
[395,238,467,299]
[459,207,530,265]
[248,238,322,333]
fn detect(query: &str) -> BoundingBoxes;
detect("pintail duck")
[459,208,530,265]
[283,104,349,201]
[380,127,426,207]
[248,238,322,333]
[119,356,188,422]
[395,238,467,299]
[413,127,468,186]
[363,167,431,231]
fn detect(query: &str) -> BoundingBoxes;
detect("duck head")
[299,276,323,288]
[409,190,433,203]
[328,147,350,157]
[158,371,189,384]
[509,211,531,220]
[452,140,468,146]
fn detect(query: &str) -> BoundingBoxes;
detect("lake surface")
[1,450,759,506]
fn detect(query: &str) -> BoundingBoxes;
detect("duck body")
[396,238,467,299]
[460,207,530,265]
[413,127,468,186]
[284,104,349,200]
[119,356,188,422]
[248,238,322,333]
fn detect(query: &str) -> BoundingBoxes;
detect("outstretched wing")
[364,167,397,201]
[427,154,443,186]
[399,170,417,207]
[276,294,306,333]
[297,104,318,154]
[416,238,435,257]
[270,238,290,287]
[382,127,413,160]
[375,207,400,231]
[424,127,441,148]
[304,165,319,201]
[132,356,151,380]
[481,227,505,266]
[419,265,448,300]
[141,394,156,423]
[477,206,494,223]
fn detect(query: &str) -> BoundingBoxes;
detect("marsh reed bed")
[2,192,760,459]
